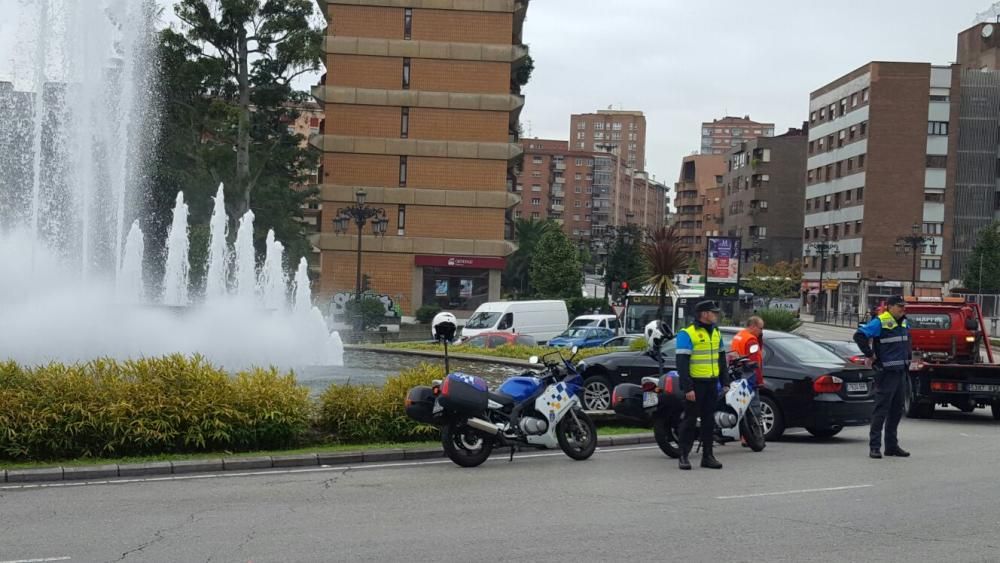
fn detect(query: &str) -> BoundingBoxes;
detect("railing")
[814,311,866,328]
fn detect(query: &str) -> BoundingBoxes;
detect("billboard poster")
[706,237,741,285]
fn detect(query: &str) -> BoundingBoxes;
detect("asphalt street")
[3,411,1000,562]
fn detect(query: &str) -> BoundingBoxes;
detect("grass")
[0,425,651,471]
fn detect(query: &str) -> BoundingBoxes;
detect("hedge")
[385,342,614,362]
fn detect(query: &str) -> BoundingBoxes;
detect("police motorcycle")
[405,313,598,468]
[611,321,765,458]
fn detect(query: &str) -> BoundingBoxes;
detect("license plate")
[968,384,1000,393]
[846,382,868,393]
[642,392,658,408]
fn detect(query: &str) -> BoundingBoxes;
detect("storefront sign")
[415,255,506,270]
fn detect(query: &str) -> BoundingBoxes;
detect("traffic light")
[621,281,629,291]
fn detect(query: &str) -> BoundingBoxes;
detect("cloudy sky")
[1,0,991,184]
[520,0,990,182]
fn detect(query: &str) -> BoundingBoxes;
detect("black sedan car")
[576,328,876,440]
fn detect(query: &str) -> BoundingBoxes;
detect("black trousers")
[679,378,719,455]
[870,369,905,450]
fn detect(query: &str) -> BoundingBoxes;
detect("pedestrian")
[730,316,765,445]
[676,300,731,470]
[854,294,911,459]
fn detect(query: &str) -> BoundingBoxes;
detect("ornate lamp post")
[333,189,389,332]
[895,223,937,297]
[807,236,839,316]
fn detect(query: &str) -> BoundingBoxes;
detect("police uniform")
[854,296,912,458]
[676,301,731,470]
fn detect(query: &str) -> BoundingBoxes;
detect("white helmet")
[644,320,669,350]
[432,312,458,343]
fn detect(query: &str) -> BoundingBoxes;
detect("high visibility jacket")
[856,311,911,369]
[731,329,764,385]
[676,324,723,378]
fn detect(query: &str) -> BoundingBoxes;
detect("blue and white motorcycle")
[405,314,597,468]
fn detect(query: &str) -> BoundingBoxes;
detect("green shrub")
[630,338,648,352]
[0,356,312,461]
[317,364,444,443]
[566,297,612,317]
[415,304,442,324]
[757,308,803,333]
[345,297,389,330]
[385,342,613,362]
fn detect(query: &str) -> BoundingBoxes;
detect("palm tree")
[504,218,558,296]
[643,226,689,320]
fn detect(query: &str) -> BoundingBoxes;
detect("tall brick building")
[312,0,529,316]
[674,154,726,268]
[569,110,647,169]
[511,139,668,239]
[722,128,808,267]
[802,62,953,315]
[701,115,774,156]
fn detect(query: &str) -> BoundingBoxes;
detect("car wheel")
[759,395,785,441]
[805,426,843,439]
[904,375,934,419]
[991,402,1000,421]
[582,374,612,411]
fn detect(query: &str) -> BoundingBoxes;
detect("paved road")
[5,412,1000,562]
[794,321,858,341]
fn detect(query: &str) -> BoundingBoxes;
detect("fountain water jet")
[205,184,229,303]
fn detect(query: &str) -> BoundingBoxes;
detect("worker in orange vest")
[730,316,765,444]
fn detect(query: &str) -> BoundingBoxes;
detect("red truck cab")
[903,297,982,364]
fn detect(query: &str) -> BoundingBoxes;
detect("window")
[515,184,522,192]
[422,266,490,311]
[532,156,543,164]
[851,93,859,107]
[531,212,540,219]
[855,254,861,268]
[838,130,846,147]
[818,138,825,151]
[839,99,847,116]
[820,108,827,119]
[404,8,412,39]
[804,229,811,240]
[576,142,585,149]
[594,122,604,130]
[847,158,854,171]
[402,58,411,89]
[574,185,581,193]
[844,222,851,236]
[531,170,541,177]
[921,259,942,270]
[922,223,943,235]
[612,122,622,130]
[574,201,581,208]
[836,162,842,178]
[807,169,814,183]
[849,126,857,140]
[926,155,947,168]
[806,199,812,210]
[862,88,869,103]
[397,204,406,235]
[930,94,950,102]
[858,154,866,168]
[585,215,591,222]
[924,192,945,203]
[857,187,864,201]
[845,189,852,202]
[531,198,540,206]
[833,224,840,238]
[513,210,521,219]
[860,122,867,136]
[593,132,604,140]
[855,220,862,234]
[810,111,817,122]
[733,128,743,136]
[399,156,407,187]
[928,121,949,136]
[573,214,580,221]
[842,254,850,268]
[809,140,815,153]
[400,107,409,138]
[531,184,541,192]
[576,131,585,140]
[585,186,592,194]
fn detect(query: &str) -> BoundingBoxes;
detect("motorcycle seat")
[489,392,516,408]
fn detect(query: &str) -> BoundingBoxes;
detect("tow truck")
[900,296,1000,420]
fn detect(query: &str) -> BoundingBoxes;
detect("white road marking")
[0,557,71,563]
[0,445,662,491]
[716,484,873,500]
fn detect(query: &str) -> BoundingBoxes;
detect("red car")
[462,332,537,348]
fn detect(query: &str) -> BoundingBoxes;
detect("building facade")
[511,138,669,239]
[802,62,953,315]
[674,154,726,268]
[312,0,529,316]
[569,110,647,170]
[722,127,808,267]
[700,115,775,156]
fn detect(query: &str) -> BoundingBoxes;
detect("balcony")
[551,188,565,197]
[552,161,567,171]
[550,204,565,212]
[553,176,566,184]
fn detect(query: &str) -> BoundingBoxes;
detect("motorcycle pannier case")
[611,383,647,421]
[405,386,439,424]
[439,373,488,415]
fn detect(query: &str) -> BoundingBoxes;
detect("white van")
[460,300,569,344]
[569,314,623,336]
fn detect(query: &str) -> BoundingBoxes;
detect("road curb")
[2,433,655,485]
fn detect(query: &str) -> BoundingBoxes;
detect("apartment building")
[674,154,726,268]
[569,110,647,170]
[701,115,774,156]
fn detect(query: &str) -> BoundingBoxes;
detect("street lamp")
[333,189,389,332]
[591,225,635,301]
[807,236,839,317]
[895,223,937,297]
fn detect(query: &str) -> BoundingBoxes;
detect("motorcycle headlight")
[576,360,587,371]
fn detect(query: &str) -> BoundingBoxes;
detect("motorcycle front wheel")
[740,412,766,452]
[653,415,682,458]
[557,409,597,460]
[442,422,494,468]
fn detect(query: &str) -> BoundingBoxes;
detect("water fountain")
[0,0,343,370]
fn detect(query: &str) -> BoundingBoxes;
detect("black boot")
[678,451,691,470]
[885,446,910,457]
[701,450,722,469]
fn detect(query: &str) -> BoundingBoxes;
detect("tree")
[503,218,559,296]
[606,225,646,302]
[963,222,1000,292]
[642,226,688,320]
[530,231,582,299]
[742,261,802,307]
[172,0,323,220]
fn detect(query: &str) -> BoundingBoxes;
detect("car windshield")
[559,328,590,338]
[907,313,951,330]
[570,318,600,328]
[465,311,501,329]
[769,337,845,364]
[827,341,862,355]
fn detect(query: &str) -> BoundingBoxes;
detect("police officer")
[676,300,731,470]
[854,294,912,459]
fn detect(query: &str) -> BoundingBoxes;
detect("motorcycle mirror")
[571,346,579,355]
[749,343,760,355]
[528,356,539,365]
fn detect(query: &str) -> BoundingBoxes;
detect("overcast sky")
[520,0,990,183]
[1,0,992,185]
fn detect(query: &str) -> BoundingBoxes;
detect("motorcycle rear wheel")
[442,422,494,468]
[740,412,766,452]
[653,416,682,459]
[557,409,597,461]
